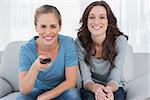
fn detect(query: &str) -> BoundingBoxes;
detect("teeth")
[44,36,53,40]
[93,26,101,29]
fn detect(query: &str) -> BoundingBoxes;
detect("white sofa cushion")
[0,92,19,100]
[125,73,150,100]
[0,78,13,97]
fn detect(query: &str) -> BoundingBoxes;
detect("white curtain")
[0,0,81,50]
[118,0,150,53]
[0,0,150,52]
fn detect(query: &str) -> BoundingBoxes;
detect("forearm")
[19,64,39,94]
[84,81,98,93]
[106,81,118,92]
[41,80,76,99]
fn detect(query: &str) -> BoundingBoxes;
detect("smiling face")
[87,5,108,37]
[35,13,61,46]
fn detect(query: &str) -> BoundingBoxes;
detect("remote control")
[40,58,51,64]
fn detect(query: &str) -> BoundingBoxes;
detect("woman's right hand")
[94,84,108,100]
[33,55,50,71]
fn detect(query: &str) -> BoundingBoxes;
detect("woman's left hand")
[104,86,114,100]
[95,84,107,100]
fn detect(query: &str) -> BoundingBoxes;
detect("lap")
[114,87,126,100]
[55,88,81,100]
[16,88,81,100]
[80,88,95,100]
[16,88,45,100]
[80,87,126,100]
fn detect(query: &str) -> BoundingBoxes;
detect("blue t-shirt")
[19,34,78,90]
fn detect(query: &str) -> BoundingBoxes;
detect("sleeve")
[75,38,94,87]
[107,35,127,86]
[65,38,78,67]
[19,45,32,72]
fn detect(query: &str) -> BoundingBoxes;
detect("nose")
[94,17,99,25]
[45,28,52,34]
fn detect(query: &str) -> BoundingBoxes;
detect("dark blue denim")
[80,87,126,100]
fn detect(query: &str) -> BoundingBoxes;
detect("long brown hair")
[77,1,128,69]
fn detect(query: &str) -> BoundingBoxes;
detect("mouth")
[43,35,54,41]
[92,26,103,30]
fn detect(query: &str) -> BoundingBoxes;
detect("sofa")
[0,41,150,100]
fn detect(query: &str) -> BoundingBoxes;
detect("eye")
[50,25,56,28]
[41,25,46,28]
[100,16,107,19]
[89,16,95,19]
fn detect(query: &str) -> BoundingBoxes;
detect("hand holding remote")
[33,56,52,71]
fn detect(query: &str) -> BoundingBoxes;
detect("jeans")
[80,87,126,100]
[16,88,81,100]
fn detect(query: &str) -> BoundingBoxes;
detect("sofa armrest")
[124,73,150,100]
[0,77,13,97]
[0,51,3,64]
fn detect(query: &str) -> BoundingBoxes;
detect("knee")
[64,88,81,100]
[16,93,33,100]
[81,88,95,100]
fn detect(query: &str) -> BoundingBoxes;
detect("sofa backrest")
[123,44,150,83]
[0,41,25,92]
[134,53,150,77]
[123,44,135,83]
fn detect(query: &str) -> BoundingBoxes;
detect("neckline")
[34,36,60,63]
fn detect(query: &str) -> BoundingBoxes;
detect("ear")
[58,25,61,32]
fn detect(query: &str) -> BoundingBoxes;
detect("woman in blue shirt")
[17,5,81,100]
[76,1,128,100]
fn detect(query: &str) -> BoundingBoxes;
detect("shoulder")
[59,34,74,42]
[115,35,128,46]
[116,35,128,43]
[59,34,75,46]
[20,37,36,53]
[75,37,85,52]
[115,35,128,51]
